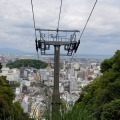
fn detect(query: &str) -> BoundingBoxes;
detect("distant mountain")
[0,48,27,54]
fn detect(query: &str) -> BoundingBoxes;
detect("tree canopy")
[6,59,48,69]
[0,76,30,119]
[74,50,120,120]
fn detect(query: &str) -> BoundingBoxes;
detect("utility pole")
[35,28,80,119]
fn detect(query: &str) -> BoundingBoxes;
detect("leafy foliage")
[101,99,120,120]
[100,58,113,73]
[0,76,30,119]
[74,50,120,120]
[6,59,48,69]
[101,50,120,73]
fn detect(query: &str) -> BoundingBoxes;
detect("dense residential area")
[0,53,102,119]
[1,50,120,120]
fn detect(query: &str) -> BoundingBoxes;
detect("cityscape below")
[0,53,109,119]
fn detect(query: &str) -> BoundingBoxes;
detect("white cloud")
[0,0,120,55]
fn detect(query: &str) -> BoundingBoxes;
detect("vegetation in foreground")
[74,50,120,120]
[6,59,48,69]
[0,75,31,120]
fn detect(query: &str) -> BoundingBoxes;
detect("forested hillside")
[73,50,120,120]
[7,59,48,69]
[60,50,120,120]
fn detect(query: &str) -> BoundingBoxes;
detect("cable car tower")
[35,28,80,114]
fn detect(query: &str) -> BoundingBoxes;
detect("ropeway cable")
[31,0,40,60]
[57,0,63,30]
[79,0,98,40]
[56,0,63,40]
[71,0,98,63]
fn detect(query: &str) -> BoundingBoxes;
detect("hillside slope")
[74,50,120,120]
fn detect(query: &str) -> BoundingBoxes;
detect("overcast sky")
[0,0,120,55]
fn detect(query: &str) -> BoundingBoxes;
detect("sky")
[0,0,120,55]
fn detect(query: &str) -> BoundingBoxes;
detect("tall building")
[0,55,6,68]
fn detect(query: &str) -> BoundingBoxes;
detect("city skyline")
[0,0,120,55]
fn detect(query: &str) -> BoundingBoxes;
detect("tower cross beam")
[35,28,80,33]
[38,40,77,46]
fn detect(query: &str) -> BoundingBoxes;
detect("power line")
[71,0,97,62]
[31,0,40,60]
[31,0,37,38]
[56,0,63,40]
[57,0,63,30]
[79,0,98,40]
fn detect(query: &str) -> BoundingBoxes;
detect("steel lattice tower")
[35,28,80,118]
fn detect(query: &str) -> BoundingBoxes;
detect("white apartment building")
[0,67,20,83]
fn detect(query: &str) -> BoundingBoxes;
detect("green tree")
[15,82,21,87]
[101,99,120,120]
[0,76,15,119]
[7,59,48,69]
[100,58,113,73]
[0,76,30,119]
[73,50,120,120]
